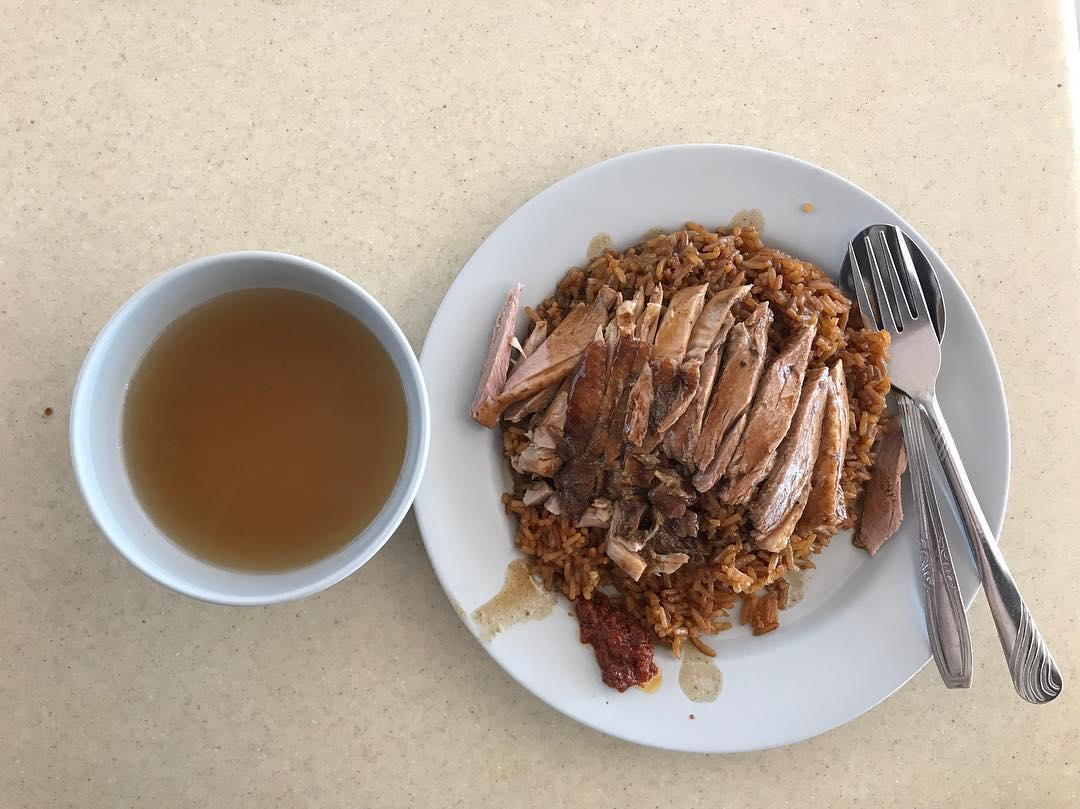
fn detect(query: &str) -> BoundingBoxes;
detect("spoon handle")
[919,394,1062,703]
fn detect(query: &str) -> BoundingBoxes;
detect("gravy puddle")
[471,560,556,642]
[785,569,808,608]
[679,645,723,703]
[587,232,614,261]
[730,208,765,232]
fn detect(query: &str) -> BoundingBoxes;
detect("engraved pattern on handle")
[919,395,1062,703]
[898,394,971,688]
[1011,600,1063,703]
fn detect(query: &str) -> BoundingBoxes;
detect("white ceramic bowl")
[71,251,430,605]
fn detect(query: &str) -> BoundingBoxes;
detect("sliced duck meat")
[470,284,522,425]
[615,294,642,336]
[650,354,678,401]
[521,320,548,357]
[637,428,665,454]
[555,333,609,519]
[755,484,810,553]
[603,295,624,365]
[707,311,737,355]
[649,356,701,435]
[576,498,614,528]
[652,284,708,363]
[605,291,644,368]
[624,362,654,446]
[648,486,687,519]
[662,509,699,539]
[544,495,562,515]
[473,289,616,427]
[611,452,658,496]
[628,288,646,326]
[647,468,696,519]
[664,342,723,465]
[664,310,735,465]
[512,444,561,477]
[501,382,558,423]
[684,284,752,363]
[719,325,817,505]
[799,361,851,533]
[856,422,908,556]
[691,303,773,485]
[595,285,620,310]
[646,550,690,576]
[541,381,570,431]
[522,481,554,507]
[555,417,606,506]
[599,335,651,467]
[649,281,711,438]
[750,366,830,547]
[649,529,707,564]
[502,321,556,422]
[694,411,748,493]
[605,499,648,579]
[519,380,570,451]
[609,498,648,549]
[561,331,608,444]
[588,334,647,459]
[637,286,663,344]
[527,423,559,449]
[608,534,647,581]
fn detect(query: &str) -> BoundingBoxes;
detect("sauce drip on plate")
[471,560,556,642]
[730,208,765,232]
[587,232,614,261]
[785,569,808,607]
[679,645,723,703]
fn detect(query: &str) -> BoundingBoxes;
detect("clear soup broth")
[123,288,407,571]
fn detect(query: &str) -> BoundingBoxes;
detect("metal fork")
[852,225,1061,703]
[849,229,971,689]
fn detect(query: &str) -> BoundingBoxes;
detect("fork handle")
[918,394,1062,703]
[897,395,971,688]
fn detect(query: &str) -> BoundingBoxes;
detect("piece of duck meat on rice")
[645,284,708,440]
[554,331,609,519]
[690,303,773,490]
[472,287,617,427]
[469,284,522,425]
[683,284,751,364]
[604,498,649,580]
[750,366,831,552]
[799,360,851,533]
[718,325,816,505]
[664,335,724,466]
[624,362,654,447]
[593,333,651,467]
[856,421,908,556]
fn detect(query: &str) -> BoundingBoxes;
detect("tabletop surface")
[2,2,1078,807]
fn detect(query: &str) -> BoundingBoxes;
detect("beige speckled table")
[2,2,1078,806]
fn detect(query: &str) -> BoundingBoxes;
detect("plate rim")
[415,143,1010,751]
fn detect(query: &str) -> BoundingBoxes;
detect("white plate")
[415,145,1009,752]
